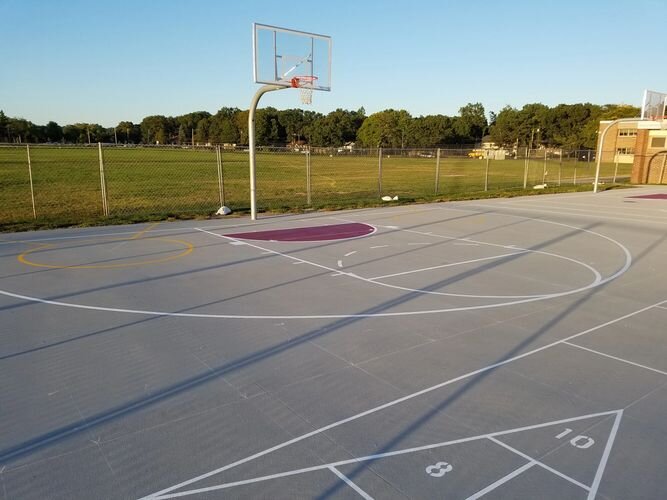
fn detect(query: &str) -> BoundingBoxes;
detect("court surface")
[2,186,667,499]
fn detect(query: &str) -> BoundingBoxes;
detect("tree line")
[0,101,639,149]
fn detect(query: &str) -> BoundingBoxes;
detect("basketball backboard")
[641,89,667,120]
[253,23,331,92]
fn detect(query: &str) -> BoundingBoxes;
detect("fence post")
[613,150,619,183]
[26,144,36,219]
[434,148,441,194]
[378,147,383,195]
[558,148,562,186]
[306,150,312,205]
[542,148,548,184]
[98,142,109,216]
[484,154,489,191]
[523,147,529,189]
[216,145,225,207]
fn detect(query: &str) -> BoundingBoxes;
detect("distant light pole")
[529,127,540,151]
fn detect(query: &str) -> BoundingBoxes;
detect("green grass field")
[0,145,631,231]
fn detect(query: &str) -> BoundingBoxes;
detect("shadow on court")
[0,218,609,465]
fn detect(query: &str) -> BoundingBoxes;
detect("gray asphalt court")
[2,186,667,499]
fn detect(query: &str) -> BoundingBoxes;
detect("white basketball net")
[300,87,313,105]
[291,76,317,106]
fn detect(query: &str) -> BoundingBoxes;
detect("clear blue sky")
[1,0,665,127]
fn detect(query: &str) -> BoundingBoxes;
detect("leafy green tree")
[6,118,32,143]
[254,107,284,145]
[410,115,457,147]
[175,111,211,144]
[44,121,63,142]
[0,110,9,142]
[116,121,140,143]
[209,107,240,144]
[235,110,249,145]
[306,108,364,146]
[278,109,306,144]
[194,116,210,144]
[455,103,488,142]
[490,103,549,147]
[356,109,412,148]
[545,103,599,149]
[140,115,172,144]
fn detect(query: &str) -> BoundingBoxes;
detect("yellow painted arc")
[17,238,193,269]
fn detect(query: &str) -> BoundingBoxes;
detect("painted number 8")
[425,461,453,478]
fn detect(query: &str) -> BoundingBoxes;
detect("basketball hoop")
[291,76,318,105]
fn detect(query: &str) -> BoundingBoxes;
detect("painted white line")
[229,241,246,246]
[292,261,304,265]
[454,242,480,246]
[344,251,357,257]
[150,465,327,498]
[203,226,607,301]
[488,437,590,491]
[0,216,630,318]
[501,199,667,217]
[143,410,621,499]
[329,466,374,500]
[563,342,667,376]
[369,245,389,249]
[368,251,528,281]
[142,295,658,499]
[337,260,343,268]
[464,461,536,500]
[469,202,667,226]
[588,410,623,500]
[407,242,430,246]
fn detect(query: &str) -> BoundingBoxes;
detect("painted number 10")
[555,428,595,449]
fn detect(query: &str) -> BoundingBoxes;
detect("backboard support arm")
[249,84,284,220]
[594,117,641,193]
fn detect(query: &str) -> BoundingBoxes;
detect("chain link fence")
[0,144,635,228]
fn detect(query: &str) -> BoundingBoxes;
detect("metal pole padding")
[484,154,489,191]
[26,144,36,219]
[248,84,283,220]
[523,147,529,189]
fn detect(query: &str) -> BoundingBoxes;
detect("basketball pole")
[249,84,283,220]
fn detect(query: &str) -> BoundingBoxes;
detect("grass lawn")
[0,145,632,231]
